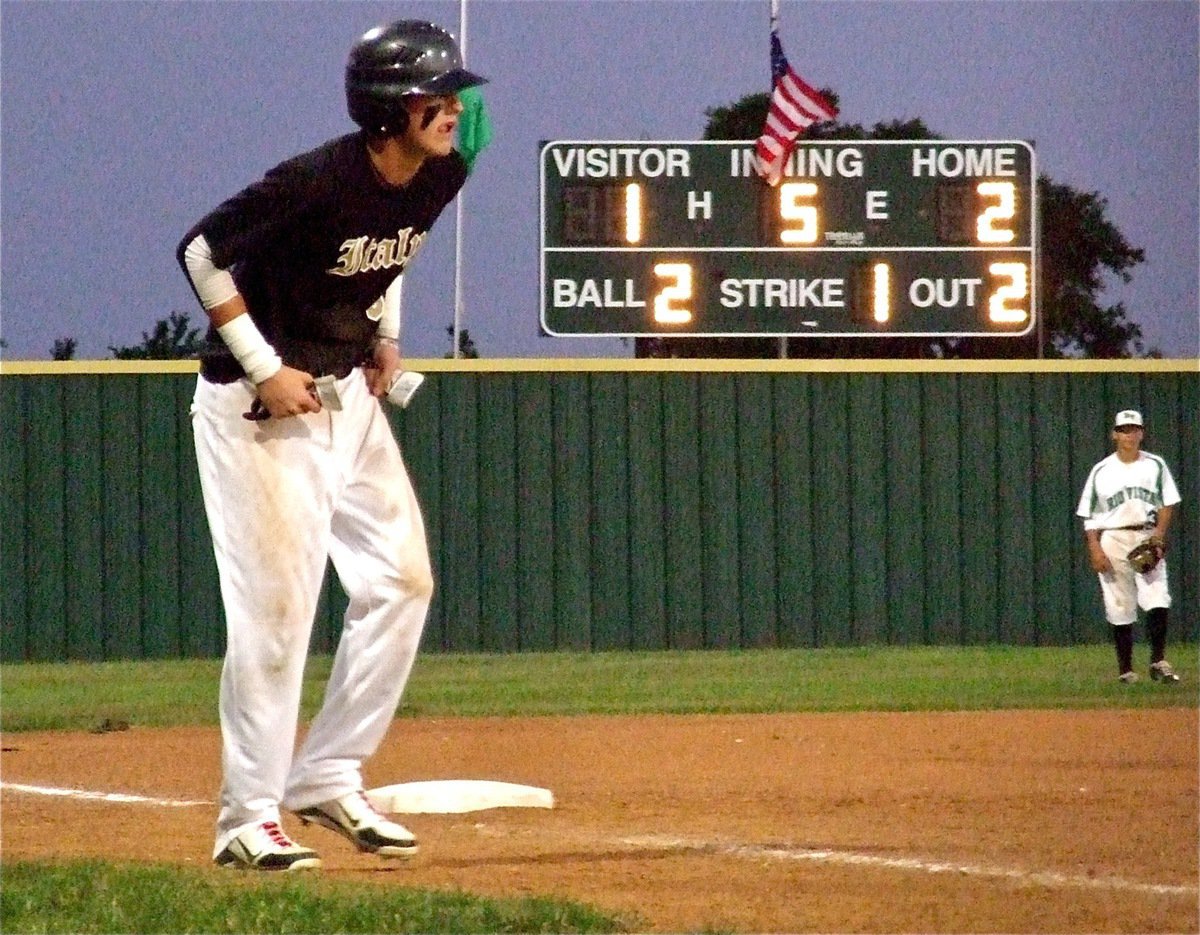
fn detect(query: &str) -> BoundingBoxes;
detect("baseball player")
[177,21,486,871]
[1076,409,1181,684]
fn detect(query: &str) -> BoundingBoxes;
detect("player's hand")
[251,366,321,419]
[364,339,401,398]
[1088,547,1113,574]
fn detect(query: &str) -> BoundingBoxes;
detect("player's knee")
[395,555,434,602]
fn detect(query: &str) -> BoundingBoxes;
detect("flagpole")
[770,0,787,360]
[452,0,468,358]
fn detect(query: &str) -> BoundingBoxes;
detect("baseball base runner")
[176,20,487,871]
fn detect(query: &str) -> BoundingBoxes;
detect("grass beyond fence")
[0,645,1195,933]
[0,644,1194,733]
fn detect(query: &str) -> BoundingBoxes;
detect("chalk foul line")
[618,833,1196,898]
[1,781,209,808]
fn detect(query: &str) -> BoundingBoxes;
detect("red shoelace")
[261,821,293,847]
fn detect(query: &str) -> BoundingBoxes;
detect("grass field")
[0,860,625,934]
[1,644,1195,933]
[2,643,1194,733]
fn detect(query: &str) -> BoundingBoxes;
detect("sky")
[1,0,1197,360]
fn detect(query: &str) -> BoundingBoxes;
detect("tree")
[444,324,480,359]
[1037,181,1149,358]
[109,311,205,360]
[51,338,77,361]
[639,94,1151,359]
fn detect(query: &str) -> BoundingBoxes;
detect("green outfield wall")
[1,359,1196,662]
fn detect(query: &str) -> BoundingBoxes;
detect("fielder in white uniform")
[1076,409,1182,684]
[176,22,486,871]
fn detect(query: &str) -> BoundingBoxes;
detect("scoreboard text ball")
[539,140,1037,338]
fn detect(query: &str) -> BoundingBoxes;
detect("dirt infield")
[2,709,1197,933]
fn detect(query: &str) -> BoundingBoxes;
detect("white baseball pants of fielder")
[1095,528,1171,626]
[191,369,432,859]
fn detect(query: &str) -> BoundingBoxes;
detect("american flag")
[755,30,838,186]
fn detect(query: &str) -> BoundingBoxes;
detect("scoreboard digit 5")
[539,140,1037,338]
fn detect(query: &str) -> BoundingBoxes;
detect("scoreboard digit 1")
[539,140,1037,338]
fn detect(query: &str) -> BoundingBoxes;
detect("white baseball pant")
[1095,528,1171,626]
[191,369,432,858]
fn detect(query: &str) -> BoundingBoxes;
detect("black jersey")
[178,132,467,381]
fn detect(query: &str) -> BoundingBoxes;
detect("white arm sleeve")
[181,233,239,310]
[377,274,402,341]
[1161,461,1182,507]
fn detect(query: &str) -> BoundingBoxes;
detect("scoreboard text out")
[539,140,1037,337]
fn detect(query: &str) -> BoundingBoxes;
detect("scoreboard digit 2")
[539,140,1037,338]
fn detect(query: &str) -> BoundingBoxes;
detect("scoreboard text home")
[539,140,1037,338]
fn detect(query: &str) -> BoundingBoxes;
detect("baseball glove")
[1127,535,1165,574]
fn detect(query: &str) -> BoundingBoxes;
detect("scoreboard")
[539,140,1037,338]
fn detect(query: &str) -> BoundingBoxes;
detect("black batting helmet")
[346,21,487,136]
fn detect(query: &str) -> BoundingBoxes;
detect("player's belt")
[1106,524,1155,531]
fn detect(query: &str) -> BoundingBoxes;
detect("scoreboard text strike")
[539,140,1037,338]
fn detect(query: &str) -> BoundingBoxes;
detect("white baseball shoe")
[1117,671,1139,684]
[214,820,322,871]
[1150,660,1181,683]
[296,791,419,858]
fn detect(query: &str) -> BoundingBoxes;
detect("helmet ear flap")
[351,98,410,139]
